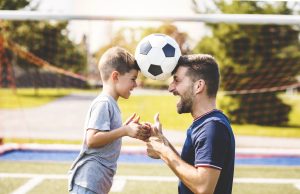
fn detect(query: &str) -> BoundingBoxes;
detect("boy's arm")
[86,114,150,148]
[86,126,129,148]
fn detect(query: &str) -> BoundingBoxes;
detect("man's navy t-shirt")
[179,110,235,194]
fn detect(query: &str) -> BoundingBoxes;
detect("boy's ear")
[111,71,119,81]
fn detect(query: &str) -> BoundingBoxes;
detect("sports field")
[1,89,300,193]
[0,161,300,194]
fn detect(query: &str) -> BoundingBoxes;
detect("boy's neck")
[102,85,119,101]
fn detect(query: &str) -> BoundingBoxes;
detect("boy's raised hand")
[124,113,151,141]
[123,113,139,125]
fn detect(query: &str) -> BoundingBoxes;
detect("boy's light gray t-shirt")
[68,93,122,194]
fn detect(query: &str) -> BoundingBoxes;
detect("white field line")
[1,173,300,184]
[1,173,300,193]
[233,178,300,184]
[11,177,44,194]
[111,178,127,192]
[294,183,300,190]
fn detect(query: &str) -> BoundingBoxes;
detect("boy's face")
[116,69,138,99]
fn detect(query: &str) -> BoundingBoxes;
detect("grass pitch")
[0,161,300,194]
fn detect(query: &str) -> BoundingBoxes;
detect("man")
[146,54,235,194]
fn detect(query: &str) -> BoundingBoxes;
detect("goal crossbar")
[0,11,299,25]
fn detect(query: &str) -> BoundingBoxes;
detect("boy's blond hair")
[98,47,139,81]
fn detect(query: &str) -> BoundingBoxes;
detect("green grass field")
[0,88,73,109]
[1,88,300,138]
[0,161,299,194]
[1,88,300,193]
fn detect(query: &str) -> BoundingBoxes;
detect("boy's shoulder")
[95,93,110,101]
[89,94,110,106]
[90,93,118,110]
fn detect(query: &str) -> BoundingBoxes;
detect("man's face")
[168,66,194,114]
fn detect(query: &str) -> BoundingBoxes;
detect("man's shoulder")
[191,112,232,138]
[193,112,230,130]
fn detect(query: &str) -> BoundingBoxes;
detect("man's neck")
[191,98,216,120]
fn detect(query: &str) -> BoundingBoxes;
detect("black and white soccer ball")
[135,33,181,80]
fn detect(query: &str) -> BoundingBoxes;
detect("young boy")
[68,47,150,194]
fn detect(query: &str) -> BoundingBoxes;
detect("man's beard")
[177,89,194,114]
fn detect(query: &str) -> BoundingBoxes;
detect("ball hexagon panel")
[146,47,165,65]
[148,34,167,47]
[136,54,151,74]
[161,57,178,73]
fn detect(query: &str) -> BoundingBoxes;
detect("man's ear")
[111,71,119,81]
[194,79,205,94]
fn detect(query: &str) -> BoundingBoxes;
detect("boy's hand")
[136,123,151,141]
[123,113,140,125]
[124,114,151,140]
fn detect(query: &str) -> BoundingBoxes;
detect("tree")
[192,1,300,125]
[0,0,87,89]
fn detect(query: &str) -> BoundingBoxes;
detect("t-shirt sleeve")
[192,121,230,170]
[86,101,111,131]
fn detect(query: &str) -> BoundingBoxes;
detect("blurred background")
[0,0,300,194]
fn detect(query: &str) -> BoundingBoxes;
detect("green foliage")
[5,20,87,73]
[0,0,87,88]
[193,1,300,125]
[0,0,29,10]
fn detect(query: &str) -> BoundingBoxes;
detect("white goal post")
[0,10,299,25]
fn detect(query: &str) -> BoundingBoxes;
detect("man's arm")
[147,136,220,194]
[147,113,180,158]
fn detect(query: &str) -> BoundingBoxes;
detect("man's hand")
[146,113,168,159]
[153,113,162,134]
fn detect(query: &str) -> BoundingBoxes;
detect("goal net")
[0,11,299,134]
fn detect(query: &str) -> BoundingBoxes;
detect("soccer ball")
[135,33,181,80]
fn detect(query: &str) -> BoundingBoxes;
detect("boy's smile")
[117,69,138,99]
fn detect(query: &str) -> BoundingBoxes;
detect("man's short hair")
[98,47,139,81]
[175,54,220,97]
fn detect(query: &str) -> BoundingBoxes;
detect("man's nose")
[168,82,175,93]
